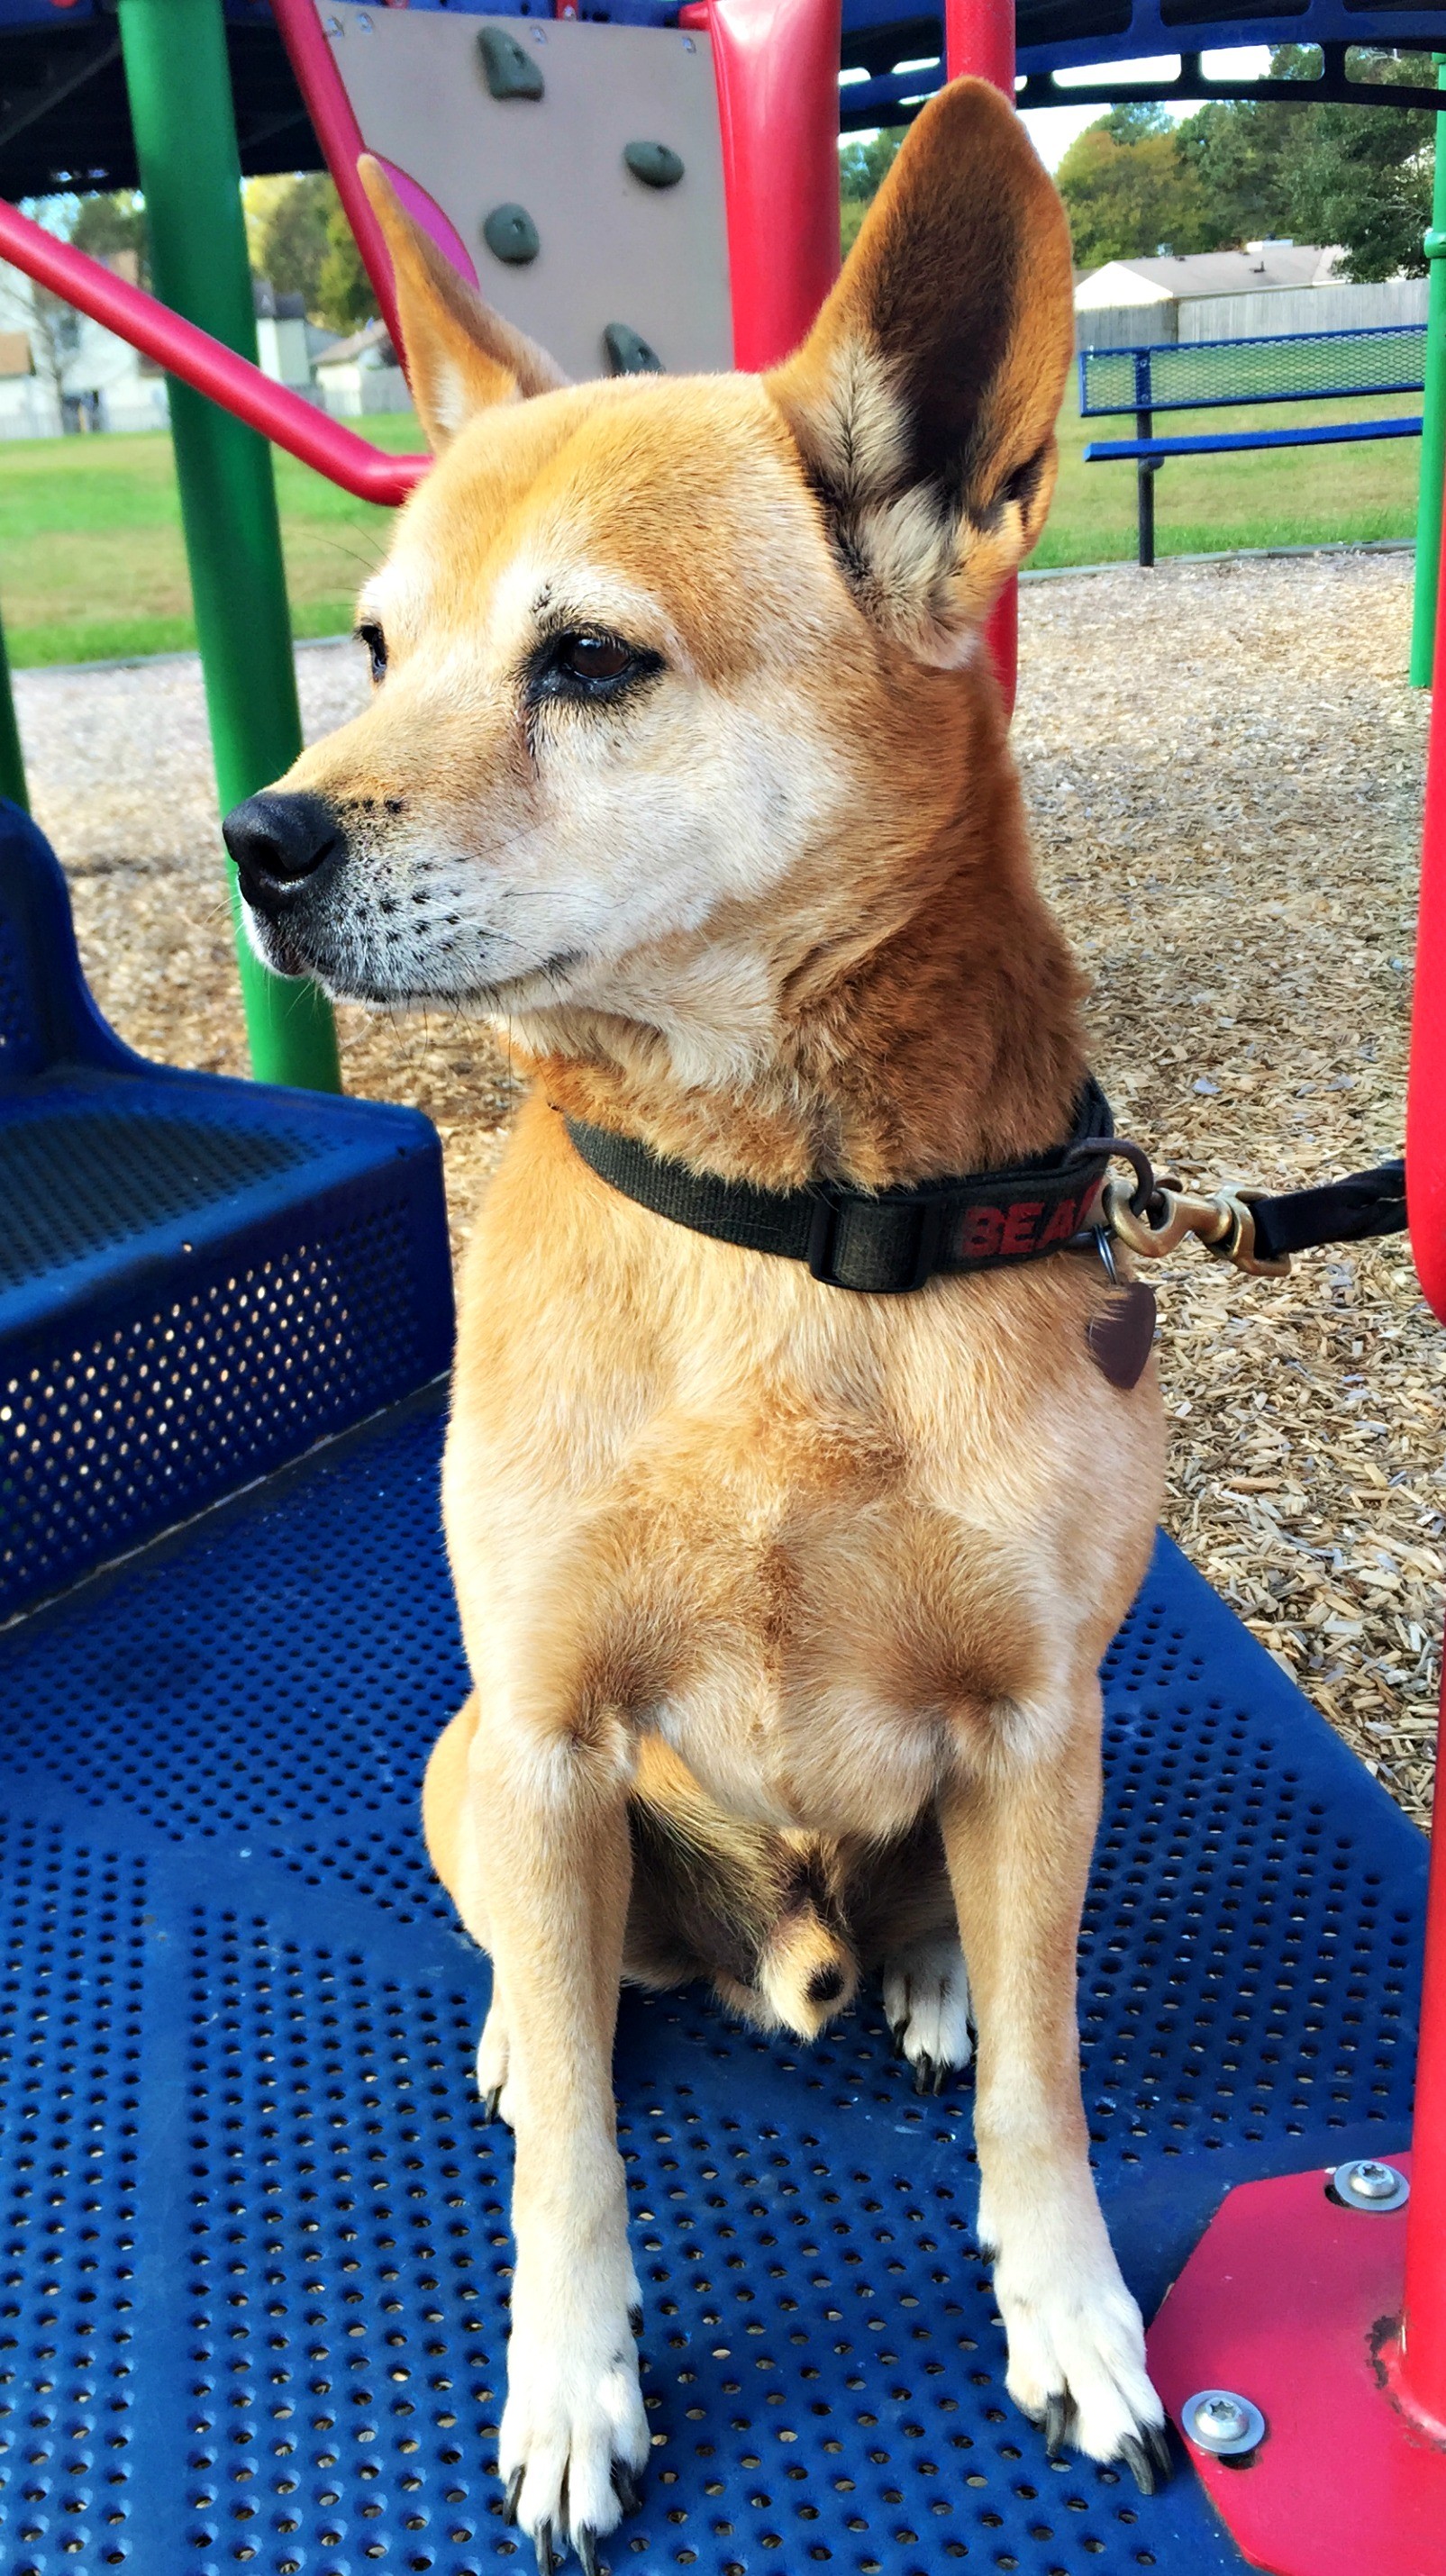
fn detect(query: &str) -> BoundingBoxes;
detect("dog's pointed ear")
[768,80,1074,665]
[358,153,568,449]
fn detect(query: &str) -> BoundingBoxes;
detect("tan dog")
[226,78,1169,2572]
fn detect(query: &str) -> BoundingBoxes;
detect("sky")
[843,45,1275,172]
[1020,49,1272,168]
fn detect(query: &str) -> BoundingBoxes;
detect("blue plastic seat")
[0,801,453,1620]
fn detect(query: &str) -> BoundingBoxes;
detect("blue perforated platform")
[0,1383,1426,2576]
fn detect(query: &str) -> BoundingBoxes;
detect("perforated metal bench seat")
[1084,417,1423,467]
[0,1383,1424,2576]
[0,804,453,1619]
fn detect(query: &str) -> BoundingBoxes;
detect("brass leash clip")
[1202,1187,1293,1279]
[1102,1172,1293,1279]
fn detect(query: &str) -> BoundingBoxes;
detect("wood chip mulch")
[19,550,1442,1829]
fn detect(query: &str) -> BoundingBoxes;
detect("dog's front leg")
[466,1683,650,2568]
[940,1682,1170,2493]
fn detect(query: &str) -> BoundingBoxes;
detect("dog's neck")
[506,703,1087,1194]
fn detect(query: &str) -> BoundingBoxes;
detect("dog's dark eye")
[528,627,662,716]
[357,621,387,685]
[557,632,636,683]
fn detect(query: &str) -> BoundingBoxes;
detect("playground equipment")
[0,0,1444,2569]
[0,807,454,1623]
[1080,323,1429,570]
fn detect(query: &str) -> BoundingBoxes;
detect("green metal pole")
[0,607,29,811]
[114,0,341,1087]
[1411,55,1446,689]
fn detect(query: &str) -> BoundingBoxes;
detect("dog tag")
[1087,1281,1157,1390]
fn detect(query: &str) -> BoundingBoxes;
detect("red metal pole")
[270,0,407,359]
[1397,474,1446,2436]
[943,0,1015,111]
[945,0,1018,713]
[0,196,427,506]
[679,0,841,371]
[1401,1695,1446,2432]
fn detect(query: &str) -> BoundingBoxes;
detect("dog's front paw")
[500,2284,650,2571]
[988,2218,1170,2495]
[884,1935,973,2093]
[477,2000,513,2126]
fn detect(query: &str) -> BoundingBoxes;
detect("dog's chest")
[619,1447,1037,1838]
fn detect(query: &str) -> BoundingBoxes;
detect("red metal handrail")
[269,0,407,361]
[946,0,1017,713]
[0,195,429,508]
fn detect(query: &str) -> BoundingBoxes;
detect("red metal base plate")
[1149,2154,1446,2576]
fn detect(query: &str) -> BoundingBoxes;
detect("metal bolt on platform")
[1182,2391,1268,2457]
[1332,2158,1411,2211]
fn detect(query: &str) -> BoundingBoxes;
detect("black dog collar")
[564,1076,1116,1294]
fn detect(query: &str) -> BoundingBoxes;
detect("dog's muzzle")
[223,790,344,920]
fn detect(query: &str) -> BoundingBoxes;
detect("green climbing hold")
[477,24,543,99]
[484,203,541,265]
[623,140,685,190]
[604,322,664,376]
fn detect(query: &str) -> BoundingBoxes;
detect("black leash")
[1237,1161,1406,1265]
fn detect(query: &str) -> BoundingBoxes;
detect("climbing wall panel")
[320,5,732,381]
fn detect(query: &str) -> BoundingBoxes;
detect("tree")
[248,169,377,332]
[1056,104,1212,266]
[1174,50,1434,277]
[26,284,77,423]
[252,170,332,309]
[70,189,149,286]
[839,127,903,256]
[1287,51,1435,280]
[1174,90,1297,249]
[316,193,377,334]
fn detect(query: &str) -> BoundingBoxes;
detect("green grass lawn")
[0,384,1426,668]
[0,411,423,668]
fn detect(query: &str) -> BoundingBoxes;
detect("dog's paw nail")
[913,2054,933,2096]
[628,2302,643,2335]
[612,2463,642,2517]
[483,2085,503,2125]
[931,2059,950,2095]
[533,2517,556,2576]
[889,2021,908,2059]
[503,2465,525,2526]
[1043,2392,1072,2460]
[1118,2432,1162,2497]
[577,2527,602,2576]
[1146,2422,1173,2486]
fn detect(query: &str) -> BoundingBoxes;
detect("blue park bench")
[1079,321,1427,567]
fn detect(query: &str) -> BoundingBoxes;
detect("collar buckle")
[805,1187,947,1294]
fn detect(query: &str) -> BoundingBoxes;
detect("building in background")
[0,246,168,434]
[1075,242,1430,349]
[0,263,341,436]
[313,318,408,417]
[253,275,340,398]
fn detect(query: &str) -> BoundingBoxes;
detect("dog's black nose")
[223,792,341,908]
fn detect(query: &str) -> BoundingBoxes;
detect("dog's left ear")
[768,79,1074,665]
[359,154,568,450]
